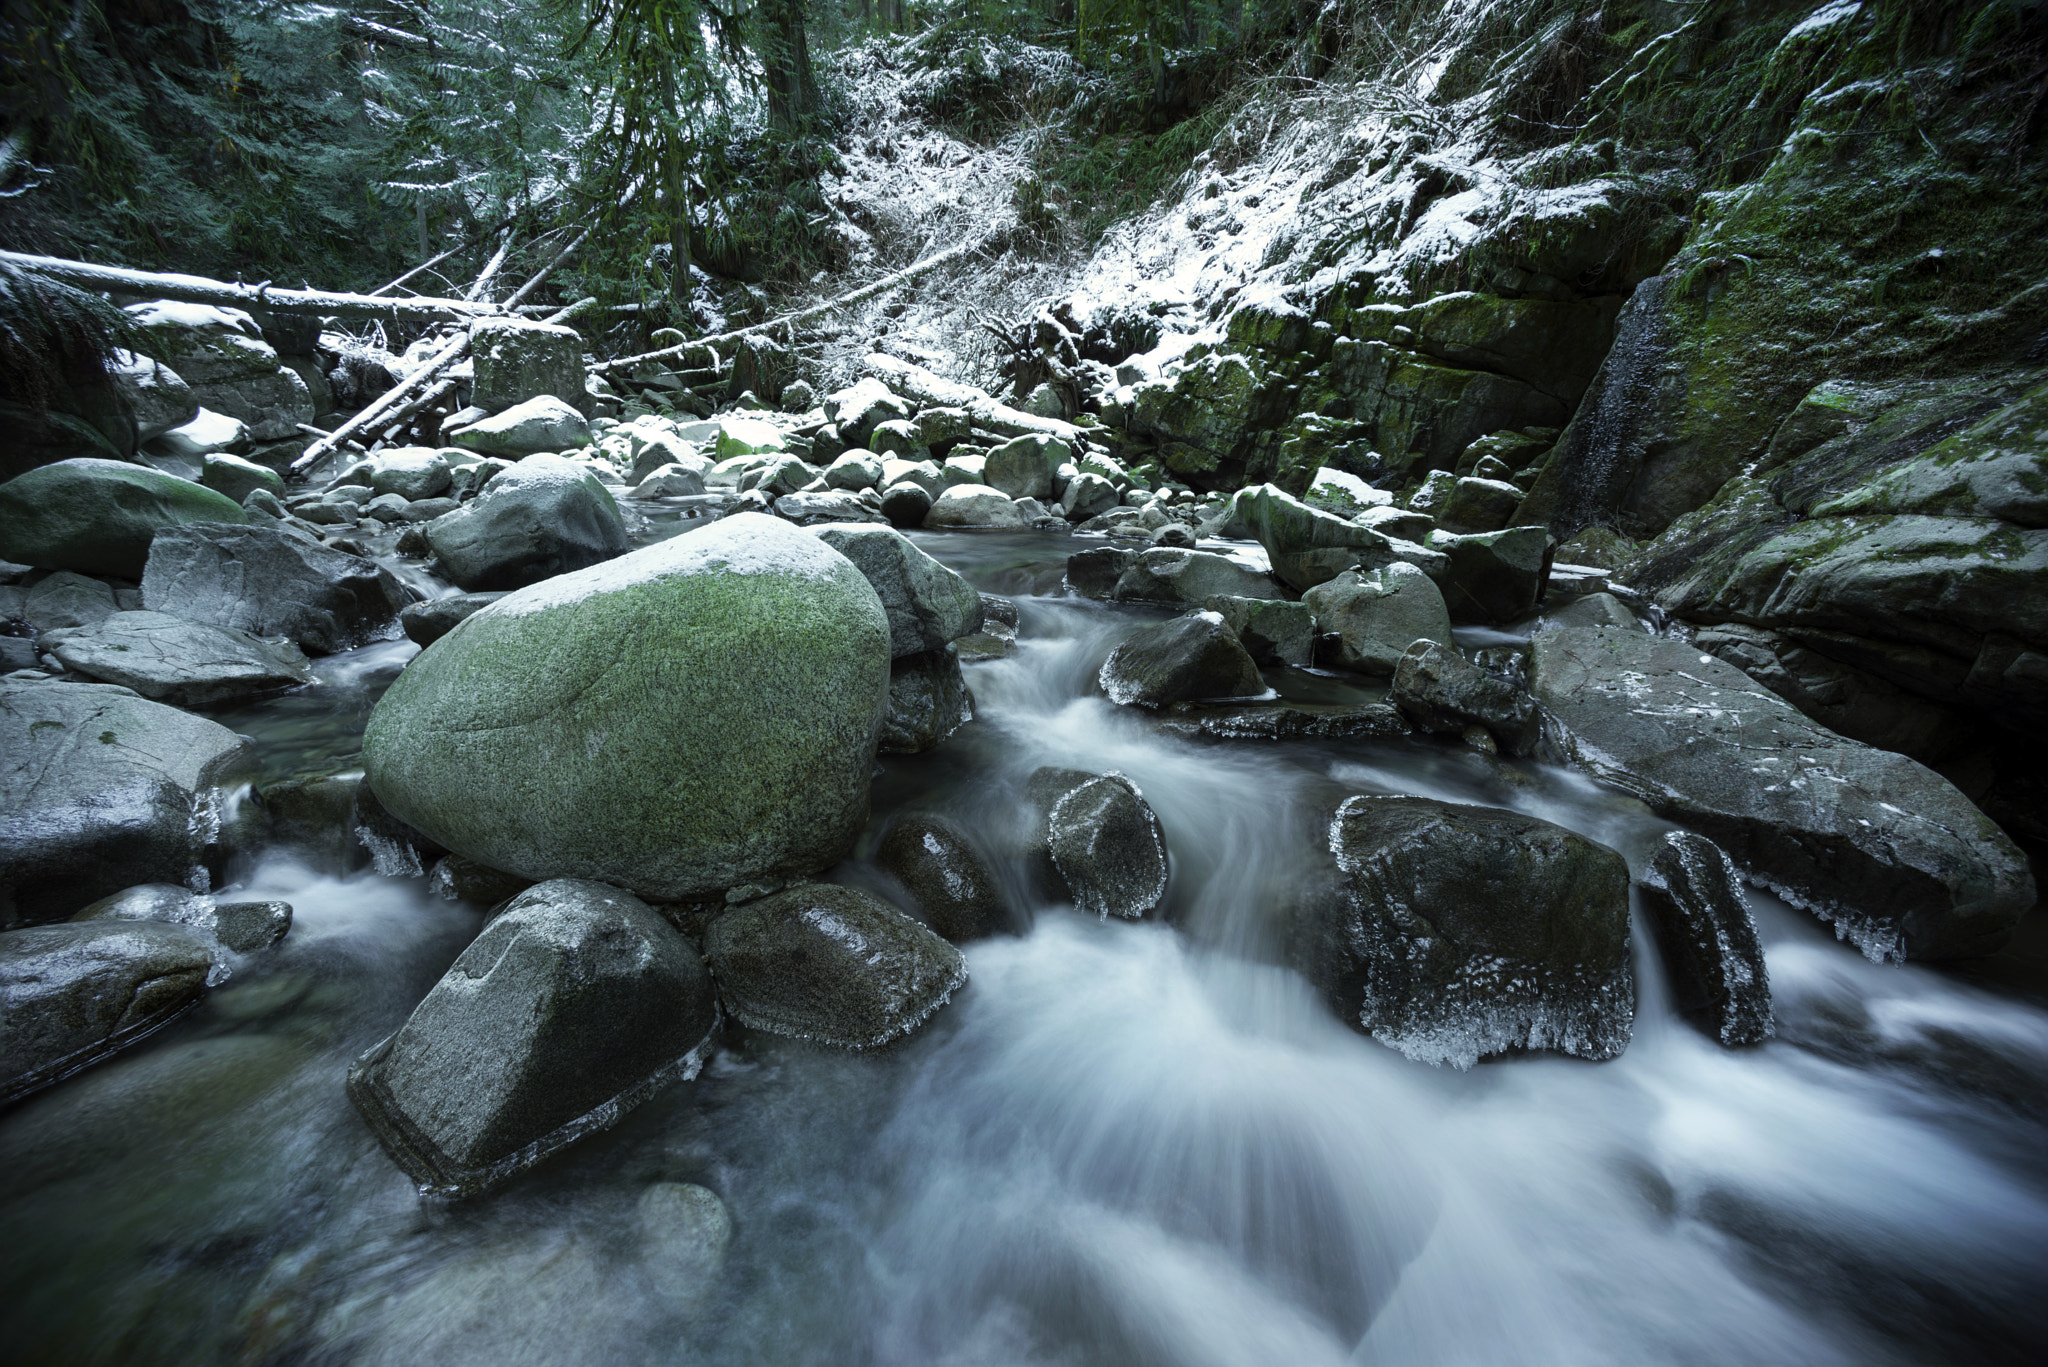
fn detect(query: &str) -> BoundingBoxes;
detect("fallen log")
[0,251,499,321]
[591,237,988,375]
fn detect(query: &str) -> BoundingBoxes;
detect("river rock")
[1026,769,1170,920]
[879,813,1014,941]
[111,351,198,443]
[348,879,719,1197]
[824,450,884,491]
[1536,590,1640,632]
[126,301,313,442]
[42,610,313,706]
[880,481,934,528]
[142,520,413,654]
[1099,610,1263,708]
[1061,471,1119,521]
[1529,627,2035,960]
[807,524,983,656]
[1426,525,1545,624]
[1159,702,1412,743]
[0,458,246,578]
[364,513,890,901]
[1436,476,1522,534]
[1203,596,1313,667]
[984,433,1070,500]
[70,882,291,955]
[1297,795,1634,1068]
[471,319,587,415]
[330,449,453,501]
[926,484,1028,528]
[1639,832,1773,1047]
[198,453,284,505]
[1390,640,1538,753]
[447,396,591,458]
[1302,562,1452,675]
[745,455,815,498]
[23,571,117,632]
[703,883,966,1049]
[639,1182,733,1315]
[774,491,884,525]
[825,377,913,448]
[630,462,710,498]
[1113,546,1277,605]
[423,454,627,591]
[0,920,216,1104]
[867,419,925,460]
[400,591,507,647]
[1,679,254,926]
[1219,483,1397,592]
[881,646,975,754]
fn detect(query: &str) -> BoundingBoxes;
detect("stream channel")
[3,523,2046,1367]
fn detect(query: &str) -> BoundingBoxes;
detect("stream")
[3,527,2046,1367]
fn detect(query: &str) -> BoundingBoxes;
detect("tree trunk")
[763,0,819,135]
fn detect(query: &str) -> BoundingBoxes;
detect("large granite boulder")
[806,524,984,654]
[1112,547,1279,606]
[1294,795,1635,1068]
[1,919,216,1104]
[447,396,591,458]
[1099,611,1263,708]
[1428,525,1546,624]
[142,520,412,654]
[365,513,891,901]
[823,377,913,449]
[423,454,627,591]
[126,301,313,442]
[926,484,1028,528]
[1639,832,1773,1047]
[1530,627,2035,960]
[1,680,254,927]
[879,813,1014,941]
[1302,563,1451,675]
[41,610,313,706]
[22,571,115,632]
[703,883,966,1048]
[1203,596,1313,667]
[1390,639,1539,753]
[470,319,588,415]
[984,433,1071,500]
[0,459,244,578]
[347,880,718,1197]
[1216,483,1397,592]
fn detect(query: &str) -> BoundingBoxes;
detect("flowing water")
[4,528,2046,1367]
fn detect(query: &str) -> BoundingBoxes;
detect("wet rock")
[470,320,587,415]
[1203,595,1313,667]
[926,484,1027,528]
[259,771,366,874]
[824,377,913,448]
[879,481,933,528]
[43,610,312,706]
[199,453,284,505]
[1034,771,1169,920]
[773,490,884,525]
[126,301,312,442]
[1065,546,1133,598]
[1639,833,1773,1047]
[1112,546,1277,606]
[1158,703,1411,743]
[400,592,508,648]
[639,1182,733,1315]
[427,854,534,909]
[111,350,197,444]
[867,419,926,460]
[1061,471,1119,522]
[1536,590,1639,632]
[0,919,216,1103]
[0,458,245,578]
[954,594,1018,661]
[329,449,454,501]
[142,520,412,655]
[423,454,627,591]
[879,813,1013,941]
[1436,476,1523,534]
[446,395,591,458]
[1299,795,1634,1068]
[1530,627,2035,960]
[807,524,984,655]
[1146,522,1197,548]
[881,646,975,754]
[1219,483,1397,592]
[365,514,890,902]
[1302,562,1452,676]
[703,883,966,1049]
[1303,466,1390,517]
[0,679,255,926]
[70,882,291,955]
[348,879,718,1197]
[985,433,1071,500]
[23,570,117,632]
[1429,525,1546,624]
[628,462,709,499]
[1390,640,1538,753]
[1099,610,1263,708]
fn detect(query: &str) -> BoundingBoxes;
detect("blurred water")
[2,529,2044,1367]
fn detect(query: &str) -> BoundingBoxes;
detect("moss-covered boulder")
[0,458,245,577]
[363,513,892,901]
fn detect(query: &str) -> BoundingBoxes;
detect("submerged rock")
[423,454,627,591]
[879,813,1014,941]
[43,610,313,706]
[365,513,890,902]
[1157,703,1411,743]
[0,680,254,927]
[70,882,291,955]
[1,919,215,1104]
[881,646,975,754]
[1099,611,1263,708]
[143,520,412,654]
[1297,795,1635,1068]
[0,458,245,578]
[348,879,717,1197]
[1530,627,2035,960]
[704,883,966,1049]
[1639,833,1773,1047]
